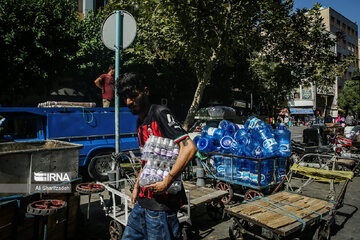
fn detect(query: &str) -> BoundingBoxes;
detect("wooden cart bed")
[225,191,334,237]
[181,181,227,210]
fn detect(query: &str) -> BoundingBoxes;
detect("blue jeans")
[121,203,180,240]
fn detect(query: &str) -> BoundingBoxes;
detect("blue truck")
[0,107,139,181]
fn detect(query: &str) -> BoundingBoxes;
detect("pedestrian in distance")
[346,113,355,126]
[117,71,197,240]
[325,113,333,124]
[94,64,115,107]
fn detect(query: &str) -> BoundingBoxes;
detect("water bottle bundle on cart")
[194,117,292,204]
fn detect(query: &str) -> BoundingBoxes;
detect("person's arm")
[131,168,142,206]
[94,77,104,92]
[145,137,197,193]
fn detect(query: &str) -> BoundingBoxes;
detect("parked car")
[188,106,237,140]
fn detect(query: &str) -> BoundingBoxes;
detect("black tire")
[109,219,123,240]
[87,151,113,181]
[76,182,105,195]
[229,217,244,240]
[27,199,67,216]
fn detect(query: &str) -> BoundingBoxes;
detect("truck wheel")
[88,152,112,181]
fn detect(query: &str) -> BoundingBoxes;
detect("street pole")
[115,11,123,187]
[115,10,123,154]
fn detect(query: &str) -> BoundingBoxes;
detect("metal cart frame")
[225,153,360,240]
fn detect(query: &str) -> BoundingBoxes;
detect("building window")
[342,23,346,32]
[343,39,346,49]
[294,93,300,99]
[331,16,335,26]
[336,20,341,29]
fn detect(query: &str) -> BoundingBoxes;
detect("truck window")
[0,118,38,140]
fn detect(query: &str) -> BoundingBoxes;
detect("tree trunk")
[183,61,215,131]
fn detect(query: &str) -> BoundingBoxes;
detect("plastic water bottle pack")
[139,135,182,194]
[199,116,291,186]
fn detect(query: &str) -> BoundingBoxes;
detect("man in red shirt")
[117,72,197,239]
[94,64,115,107]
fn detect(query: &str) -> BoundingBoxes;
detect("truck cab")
[0,107,139,181]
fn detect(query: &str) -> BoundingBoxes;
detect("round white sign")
[101,11,137,51]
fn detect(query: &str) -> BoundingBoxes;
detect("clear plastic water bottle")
[233,157,242,181]
[196,137,217,153]
[274,123,292,157]
[201,126,224,144]
[162,162,171,179]
[140,157,156,186]
[276,157,287,182]
[166,140,175,161]
[220,136,235,153]
[249,160,258,186]
[139,160,152,187]
[251,141,265,159]
[142,135,156,161]
[224,157,232,180]
[253,127,279,158]
[242,159,251,183]
[149,160,162,183]
[219,120,239,136]
[250,159,270,186]
[153,136,162,156]
[244,116,261,131]
[234,129,250,147]
[213,155,225,177]
[193,135,201,147]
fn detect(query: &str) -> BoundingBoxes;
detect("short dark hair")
[108,64,115,71]
[116,72,148,97]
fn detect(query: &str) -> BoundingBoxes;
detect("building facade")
[289,7,359,119]
[77,0,106,18]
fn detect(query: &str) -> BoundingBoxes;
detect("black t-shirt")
[136,104,189,211]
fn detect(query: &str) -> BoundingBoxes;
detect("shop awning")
[289,108,314,115]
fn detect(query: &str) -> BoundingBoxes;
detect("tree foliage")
[338,80,360,115]
[0,0,82,106]
[108,0,341,129]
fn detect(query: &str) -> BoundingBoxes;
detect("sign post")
[101,11,136,182]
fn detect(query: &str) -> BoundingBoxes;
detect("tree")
[107,1,342,129]
[338,80,360,116]
[67,9,115,104]
[0,0,82,106]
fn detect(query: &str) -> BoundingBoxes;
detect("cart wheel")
[244,189,264,201]
[27,199,67,216]
[205,201,224,220]
[76,182,105,195]
[312,221,331,240]
[181,223,189,240]
[216,181,233,204]
[229,217,244,240]
[109,219,123,240]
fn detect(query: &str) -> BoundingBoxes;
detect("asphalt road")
[77,126,360,240]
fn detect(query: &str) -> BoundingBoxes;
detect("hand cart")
[77,151,228,240]
[200,152,288,204]
[225,153,360,240]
